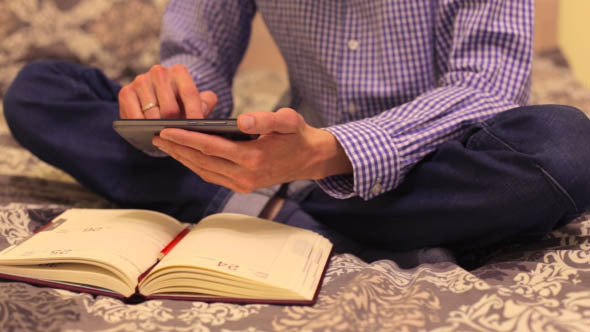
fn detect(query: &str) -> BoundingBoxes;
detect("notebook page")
[0,209,185,283]
[150,213,332,297]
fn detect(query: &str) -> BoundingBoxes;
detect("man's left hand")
[152,108,353,193]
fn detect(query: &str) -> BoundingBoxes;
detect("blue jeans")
[4,61,590,267]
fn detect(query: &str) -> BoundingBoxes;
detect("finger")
[170,65,204,119]
[118,85,144,119]
[199,90,219,118]
[133,73,160,119]
[238,108,305,135]
[158,128,244,164]
[154,136,239,174]
[190,165,250,193]
[150,65,181,119]
[153,138,249,192]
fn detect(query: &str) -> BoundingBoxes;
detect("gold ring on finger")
[142,102,159,112]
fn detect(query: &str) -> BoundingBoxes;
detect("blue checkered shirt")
[160,0,533,200]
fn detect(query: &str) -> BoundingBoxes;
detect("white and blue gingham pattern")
[160,0,533,200]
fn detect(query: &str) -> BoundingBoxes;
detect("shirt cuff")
[318,120,400,200]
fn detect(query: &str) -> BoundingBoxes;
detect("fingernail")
[154,140,167,151]
[240,115,255,130]
[201,102,208,114]
[159,130,172,140]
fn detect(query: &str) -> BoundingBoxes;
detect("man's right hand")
[118,64,218,119]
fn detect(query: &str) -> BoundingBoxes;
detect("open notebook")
[0,209,332,305]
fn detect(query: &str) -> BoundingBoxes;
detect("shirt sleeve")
[159,0,256,118]
[317,0,533,200]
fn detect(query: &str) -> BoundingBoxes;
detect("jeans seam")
[535,165,580,214]
[203,186,232,217]
[480,123,579,214]
[464,125,483,149]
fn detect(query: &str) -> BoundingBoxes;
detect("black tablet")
[113,119,256,157]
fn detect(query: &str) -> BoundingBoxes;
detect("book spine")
[137,259,160,283]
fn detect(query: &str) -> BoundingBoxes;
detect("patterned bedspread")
[1,205,589,332]
[1,1,590,331]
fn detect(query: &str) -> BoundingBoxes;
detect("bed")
[1,1,590,331]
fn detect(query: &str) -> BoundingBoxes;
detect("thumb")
[238,108,305,135]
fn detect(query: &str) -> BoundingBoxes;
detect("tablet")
[113,119,256,157]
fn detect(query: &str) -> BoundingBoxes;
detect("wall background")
[559,1,590,89]
[535,0,559,53]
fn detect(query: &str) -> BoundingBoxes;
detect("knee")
[5,60,65,96]
[3,60,74,134]
[488,105,590,215]
[4,60,59,118]
[529,105,590,214]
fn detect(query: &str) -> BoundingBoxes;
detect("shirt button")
[347,39,360,51]
[347,103,357,115]
[371,183,383,196]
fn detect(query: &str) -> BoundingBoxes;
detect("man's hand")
[118,64,217,119]
[152,108,353,193]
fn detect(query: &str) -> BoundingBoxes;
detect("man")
[4,0,590,267]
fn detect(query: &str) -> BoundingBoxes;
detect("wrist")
[305,127,353,180]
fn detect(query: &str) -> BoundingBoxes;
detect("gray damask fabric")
[1,206,590,332]
[1,1,590,331]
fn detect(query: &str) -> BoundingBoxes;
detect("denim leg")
[3,60,230,221]
[274,198,457,267]
[278,105,590,262]
[479,104,590,221]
